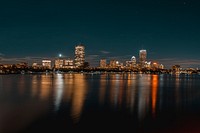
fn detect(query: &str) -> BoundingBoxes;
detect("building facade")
[109,60,118,68]
[55,59,64,69]
[139,50,147,68]
[74,45,85,68]
[63,59,74,68]
[100,59,107,68]
[42,60,52,69]
[126,56,137,68]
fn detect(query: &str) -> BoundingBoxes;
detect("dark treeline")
[1,65,199,75]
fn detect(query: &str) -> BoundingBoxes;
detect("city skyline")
[0,0,200,68]
[0,44,199,69]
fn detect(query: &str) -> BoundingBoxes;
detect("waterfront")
[1,73,200,133]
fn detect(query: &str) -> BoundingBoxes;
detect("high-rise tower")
[139,49,147,68]
[131,56,136,64]
[75,44,85,67]
[100,59,107,68]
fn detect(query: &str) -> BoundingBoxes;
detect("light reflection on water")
[138,74,151,121]
[1,74,200,133]
[54,74,64,111]
[151,75,158,117]
[69,74,88,123]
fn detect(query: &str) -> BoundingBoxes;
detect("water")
[1,73,200,133]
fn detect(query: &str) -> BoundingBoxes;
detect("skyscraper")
[75,44,85,67]
[100,59,107,68]
[139,50,147,68]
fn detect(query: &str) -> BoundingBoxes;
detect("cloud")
[86,55,99,61]
[86,55,100,67]
[156,58,178,61]
[107,55,132,60]
[87,55,99,58]
[0,56,55,65]
[156,58,200,68]
[100,51,110,54]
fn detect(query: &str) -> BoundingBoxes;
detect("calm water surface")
[1,73,200,133]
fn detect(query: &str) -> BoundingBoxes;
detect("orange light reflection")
[152,75,158,117]
[70,74,88,123]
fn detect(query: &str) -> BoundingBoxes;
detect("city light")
[0,45,199,75]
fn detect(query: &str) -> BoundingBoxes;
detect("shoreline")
[0,71,199,75]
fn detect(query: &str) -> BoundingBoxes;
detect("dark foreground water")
[1,73,200,133]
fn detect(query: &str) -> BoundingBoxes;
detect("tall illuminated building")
[139,49,147,68]
[75,44,85,67]
[100,59,107,68]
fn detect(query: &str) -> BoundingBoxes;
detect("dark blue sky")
[0,0,200,68]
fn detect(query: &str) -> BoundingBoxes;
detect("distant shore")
[0,68,200,75]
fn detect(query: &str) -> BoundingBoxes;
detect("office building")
[63,59,74,69]
[126,56,137,68]
[75,44,85,67]
[100,59,107,68]
[55,59,64,69]
[139,50,147,68]
[42,60,52,69]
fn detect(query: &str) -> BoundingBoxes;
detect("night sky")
[0,0,200,68]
